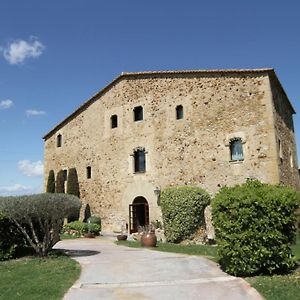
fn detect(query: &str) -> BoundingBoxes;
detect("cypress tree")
[67,168,80,198]
[46,170,55,193]
[55,170,65,193]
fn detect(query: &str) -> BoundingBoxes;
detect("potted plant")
[140,224,157,247]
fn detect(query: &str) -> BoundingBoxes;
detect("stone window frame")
[133,106,143,122]
[111,114,118,129]
[225,133,246,163]
[176,105,184,120]
[131,147,147,173]
[57,134,62,147]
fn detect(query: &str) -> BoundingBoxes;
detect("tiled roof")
[42,68,293,140]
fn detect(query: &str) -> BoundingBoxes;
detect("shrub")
[67,168,80,197]
[160,186,211,243]
[56,170,65,193]
[62,221,101,236]
[0,193,81,257]
[87,215,101,226]
[0,211,26,260]
[212,180,300,276]
[46,170,55,193]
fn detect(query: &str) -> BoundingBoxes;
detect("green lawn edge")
[0,251,80,300]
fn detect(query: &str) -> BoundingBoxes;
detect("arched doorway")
[129,197,149,233]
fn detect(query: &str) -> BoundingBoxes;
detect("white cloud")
[0,183,32,195]
[0,99,13,109]
[26,109,46,116]
[18,160,44,177]
[2,37,45,65]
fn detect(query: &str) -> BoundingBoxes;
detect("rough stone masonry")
[43,69,299,232]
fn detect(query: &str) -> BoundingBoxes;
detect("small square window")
[230,138,244,161]
[176,105,183,120]
[86,166,92,179]
[111,115,118,128]
[134,106,143,121]
[57,134,62,147]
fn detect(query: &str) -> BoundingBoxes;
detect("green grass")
[116,240,218,261]
[0,251,80,300]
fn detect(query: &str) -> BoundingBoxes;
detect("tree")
[67,168,80,197]
[46,170,55,193]
[55,170,65,193]
[0,193,81,256]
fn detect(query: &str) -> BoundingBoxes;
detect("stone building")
[43,69,299,232]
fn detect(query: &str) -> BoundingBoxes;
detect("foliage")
[0,211,26,260]
[66,168,80,197]
[160,186,211,243]
[212,180,300,276]
[0,253,80,300]
[0,193,81,257]
[55,170,65,193]
[87,215,101,226]
[46,170,55,193]
[62,220,101,236]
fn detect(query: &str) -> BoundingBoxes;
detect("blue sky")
[0,0,300,195]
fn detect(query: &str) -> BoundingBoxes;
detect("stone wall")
[44,71,299,231]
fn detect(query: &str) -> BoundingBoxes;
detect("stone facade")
[43,69,299,232]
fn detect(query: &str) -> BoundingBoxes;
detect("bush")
[46,170,55,193]
[56,170,65,193]
[0,211,26,260]
[62,221,101,236]
[160,186,211,243]
[212,180,300,276]
[0,193,81,257]
[87,215,101,226]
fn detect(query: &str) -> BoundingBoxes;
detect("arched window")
[134,148,146,172]
[111,115,118,128]
[176,105,183,120]
[57,134,62,147]
[230,138,244,161]
[134,106,143,121]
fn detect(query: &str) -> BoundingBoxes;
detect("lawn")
[117,233,300,300]
[0,251,80,300]
[116,240,218,261]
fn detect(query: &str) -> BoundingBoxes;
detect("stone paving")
[55,236,264,300]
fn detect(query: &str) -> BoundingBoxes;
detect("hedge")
[160,186,211,243]
[212,180,300,276]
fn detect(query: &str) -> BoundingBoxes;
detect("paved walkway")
[55,236,264,300]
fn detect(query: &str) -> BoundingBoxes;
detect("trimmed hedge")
[212,180,300,276]
[160,186,211,243]
[62,221,100,236]
[0,193,81,256]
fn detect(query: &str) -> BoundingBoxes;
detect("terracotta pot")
[117,234,127,241]
[141,232,157,247]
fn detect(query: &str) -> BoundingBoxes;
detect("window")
[111,115,118,128]
[134,148,146,172]
[57,134,62,147]
[230,138,244,161]
[86,166,92,179]
[279,139,283,162]
[63,169,68,181]
[134,106,143,121]
[176,105,183,120]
